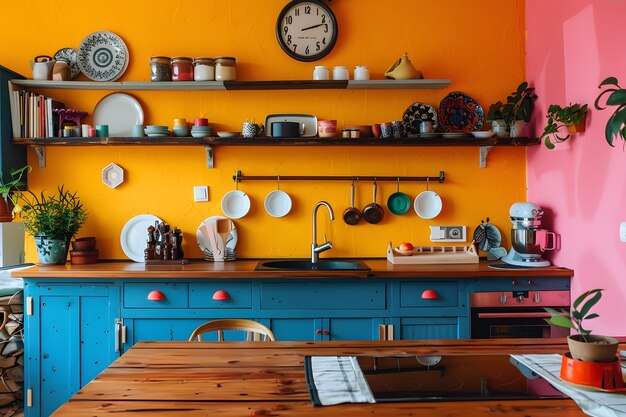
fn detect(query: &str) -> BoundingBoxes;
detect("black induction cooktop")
[306,354,569,405]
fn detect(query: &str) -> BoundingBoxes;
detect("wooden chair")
[188,319,276,342]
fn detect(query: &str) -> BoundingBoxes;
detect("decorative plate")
[196,216,238,261]
[413,190,443,219]
[102,163,124,188]
[221,190,251,219]
[93,93,144,137]
[402,102,438,134]
[77,31,129,81]
[53,47,81,79]
[120,214,162,262]
[437,92,484,133]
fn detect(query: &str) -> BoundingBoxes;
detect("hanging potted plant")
[0,165,29,222]
[541,103,588,149]
[499,81,538,138]
[594,76,626,147]
[19,185,88,264]
[545,288,618,362]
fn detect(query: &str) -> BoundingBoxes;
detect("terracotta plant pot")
[566,112,587,133]
[0,199,13,222]
[567,334,619,363]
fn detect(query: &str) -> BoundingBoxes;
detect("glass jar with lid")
[150,56,171,82]
[215,56,236,81]
[171,57,194,81]
[193,57,215,81]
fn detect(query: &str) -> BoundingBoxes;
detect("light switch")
[194,186,208,202]
[620,222,626,242]
[430,226,466,242]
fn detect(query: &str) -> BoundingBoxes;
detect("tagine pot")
[35,235,69,265]
[567,334,619,363]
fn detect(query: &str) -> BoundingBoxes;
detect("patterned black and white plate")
[53,47,81,79]
[77,31,129,81]
[402,102,438,134]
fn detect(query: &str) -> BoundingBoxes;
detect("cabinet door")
[266,318,323,341]
[327,317,386,341]
[391,317,460,340]
[267,317,386,341]
[24,283,120,417]
[0,67,26,176]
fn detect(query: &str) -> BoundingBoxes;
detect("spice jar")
[171,57,194,81]
[149,56,171,82]
[193,57,215,81]
[215,56,236,81]
[313,66,329,80]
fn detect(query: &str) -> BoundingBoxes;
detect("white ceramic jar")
[313,66,329,80]
[215,56,236,81]
[332,66,349,80]
[354,65,370,80]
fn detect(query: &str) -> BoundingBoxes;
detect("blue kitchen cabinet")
[392,316,463,340]
[23,282,120,417]
[267,317,386,341]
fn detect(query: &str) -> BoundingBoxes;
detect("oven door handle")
[477,312,555,319]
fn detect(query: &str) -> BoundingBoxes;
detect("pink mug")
[318,119,337,138]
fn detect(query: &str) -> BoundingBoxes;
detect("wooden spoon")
[217,218,231,255]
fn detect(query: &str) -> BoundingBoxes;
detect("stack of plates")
[145,125,169,137]
[191,125,214,138]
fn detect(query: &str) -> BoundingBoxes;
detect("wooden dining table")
[50,338,625,417]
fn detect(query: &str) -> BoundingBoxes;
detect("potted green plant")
[500,81,538,137]
[594,76,626,147]
[545,288,618,362]
[541,103,588,149]
[486,103,508,137]
[0,165,29,221]
[19,185,88,264]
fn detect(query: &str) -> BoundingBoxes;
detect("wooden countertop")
[13,259,573,279]
[50,338,623,417]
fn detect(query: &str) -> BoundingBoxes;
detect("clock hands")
[301,23,324,31]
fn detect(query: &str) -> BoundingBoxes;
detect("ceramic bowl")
[393,247,414,256]
[70,249,99,264]
[221,190,251,219]
[264,190,292,217]
[346,125,373,138]
[413,190,442,219]
[72,237,97,251]
[471,131,495,138]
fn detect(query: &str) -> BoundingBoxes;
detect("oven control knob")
[500,294,507,304]
[516,296,524,303]
[534,293,541,303]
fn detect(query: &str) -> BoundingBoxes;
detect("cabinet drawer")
[123,283,188,308]
[189,283,252,309]
[260,282,386,310]
[399,281,458,308]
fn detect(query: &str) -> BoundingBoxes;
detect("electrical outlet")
[620,222,626,242]
[430,226,466,242]
[194,186,208,202]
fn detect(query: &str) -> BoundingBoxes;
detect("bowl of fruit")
[394,242,415,256]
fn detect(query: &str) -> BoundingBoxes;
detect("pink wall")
[526,0,626,335]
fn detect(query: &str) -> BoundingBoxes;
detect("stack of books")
[8,89,65,139]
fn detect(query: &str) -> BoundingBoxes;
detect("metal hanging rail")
[232,170,445,183]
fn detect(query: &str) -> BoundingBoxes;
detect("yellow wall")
[0,0,527,261]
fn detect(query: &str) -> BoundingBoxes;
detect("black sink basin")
[255,259,370,271]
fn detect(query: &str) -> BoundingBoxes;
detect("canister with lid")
[150,56,171,82]
[215,56,236,81]
[354,65,370,80]
[193,57,215,81]
[171,57,194,81]
[313,66,329,80]
[333,66,349,80]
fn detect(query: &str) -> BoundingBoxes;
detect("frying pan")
[386,178,411,215]
[363,181,384,224]
[342,180,362,225]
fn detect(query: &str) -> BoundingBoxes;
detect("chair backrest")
[188,319,276,342]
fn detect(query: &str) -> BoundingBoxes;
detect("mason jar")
[171,57,194,81]
[149,56,171,82]
[193,57,215,81]
[215,56,236,81]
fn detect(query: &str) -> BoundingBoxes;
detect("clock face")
[276,1,338,62]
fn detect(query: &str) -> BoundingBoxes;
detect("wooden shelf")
[9,79,451,91]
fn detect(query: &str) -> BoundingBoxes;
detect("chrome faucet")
[311,201,335,263]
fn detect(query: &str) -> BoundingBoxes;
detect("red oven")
[470,290,570,339]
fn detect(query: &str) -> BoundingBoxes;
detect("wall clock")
[276,1,338,62]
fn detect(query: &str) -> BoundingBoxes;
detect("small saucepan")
[342,180,362,225]
[363,181,384,224]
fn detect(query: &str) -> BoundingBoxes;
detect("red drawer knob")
[316,329,322,335]
[322,330,329,336]
[421,289,439,299]
[316,329,329,335]
[147,290,166,301]
[212,290,230,301]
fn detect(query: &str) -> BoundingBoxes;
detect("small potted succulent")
[0,165,29,221]
[594,76,626,147]
[19,185,88,264]
[545,288,618,362]
[541,103,588,149]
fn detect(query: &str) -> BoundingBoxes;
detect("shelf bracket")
[479,146,493,168]
[34,146,46,168]
[204,145,214,168]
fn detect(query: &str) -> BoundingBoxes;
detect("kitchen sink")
[255,259,370,271]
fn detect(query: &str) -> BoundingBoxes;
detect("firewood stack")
[0,291,23,417]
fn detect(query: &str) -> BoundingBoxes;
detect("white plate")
[264,190,292,217]
[265,114,317,137]
[196,216,238,261]
[471,131,495,138]
[102,163,124,188]
[413,191,443,219]
[93,93,144,137]
[120,214,162,262]
[221,190,251,219]
[77,31,129,81]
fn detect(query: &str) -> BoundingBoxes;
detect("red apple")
[399,242,414,251]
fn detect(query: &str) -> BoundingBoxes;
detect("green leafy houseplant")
[541,103,588,149]
[0,165,30,218]
[594,76,626,147]
[20,185,88,241]
[499,81,538,126]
